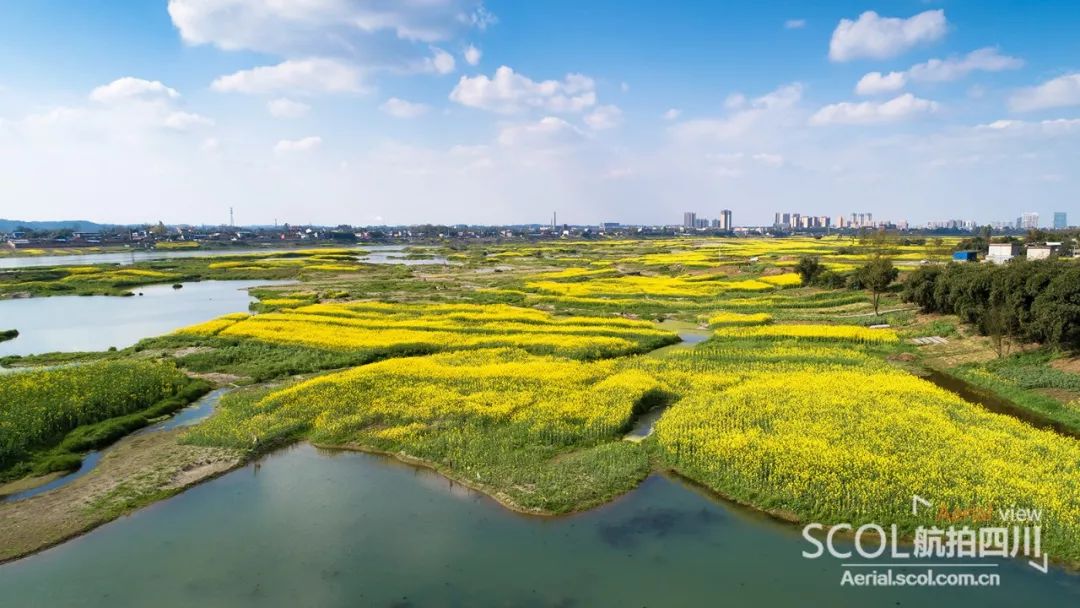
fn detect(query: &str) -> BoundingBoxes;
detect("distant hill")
[0,219,110,233]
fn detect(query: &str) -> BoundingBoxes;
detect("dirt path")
[0,430,243,564]
[835,306,917,318]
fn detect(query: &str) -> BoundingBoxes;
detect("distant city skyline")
[1,2,1079,226]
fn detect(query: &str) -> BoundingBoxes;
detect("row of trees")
[903,260,1080,354]
[796,255,899,315]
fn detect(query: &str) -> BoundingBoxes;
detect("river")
[0,280,294,357]
[0,445,1075,607]
[0,245,446,269]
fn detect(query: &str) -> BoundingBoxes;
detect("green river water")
[1,444,1076,607]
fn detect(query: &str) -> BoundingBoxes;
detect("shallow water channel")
[920,368,1080,438]
[0,445,1076,607]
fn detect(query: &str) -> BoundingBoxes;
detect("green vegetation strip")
[0,361,209,481]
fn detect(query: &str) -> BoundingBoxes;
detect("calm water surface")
[0,280,291,357]
[0,245,445,269]
[1,445,1075,608]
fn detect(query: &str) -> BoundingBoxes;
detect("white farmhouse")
[1027,244,1059,260]
[987,243,1020,264]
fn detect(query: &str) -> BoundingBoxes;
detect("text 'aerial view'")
[1,1,1080,607]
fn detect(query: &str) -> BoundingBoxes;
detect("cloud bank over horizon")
[0,2,1078,227]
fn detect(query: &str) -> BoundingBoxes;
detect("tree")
[901,265,942,312]
[1029,266,1080,350]
[856,256,899,316]
[985,299,1012,359]
[816,270,848,289]
[794,256,824,285]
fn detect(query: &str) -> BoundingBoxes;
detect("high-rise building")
[773,212,782,227]
[1054,212,1067,230]
[719,209,733,230]
[1022,212,1039,229]
[694,217,709,229]
[682,212,696,228]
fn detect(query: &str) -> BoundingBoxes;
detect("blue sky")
[0,1,1078,227]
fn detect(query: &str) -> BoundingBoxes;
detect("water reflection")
[0,245,445,269]
[1,445,1075,607]
[0,280,291,357]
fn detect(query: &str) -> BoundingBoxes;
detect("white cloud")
[584,105,622,130]
[212,58,364,96]
[74,77,215,133]
[704,152,784,171]
[857,48,1023,96]
[829,10,947,62]
[784,19,806,30]
[274,136,322,154]
[20,106,90,130]
[380,97,430,119]
[620,82,630,93]
[201,137,220,152]
[163,111,214,131]
[752,153,785,167]
[1009,74,1080,112]
[907,47,1023,82]
[662,108,681,121]
[724,93,747,109]
[976,118,1080,136]
[448,144,494,170]
[497,116,583,147]
[810,94,939,125]
[173,1,489,97]
[89,77,180,104]
[754,85,802,110]
[855,71,907,96]
[603,167,634,180]
[168,0,490,51]
[424,47,456,74]
[267,98,311,119]
[449,66,596,114]
[463,44,482,66]
[708,152,745,163]
[671,84,803,141]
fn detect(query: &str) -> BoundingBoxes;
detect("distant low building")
[1027,244,1059,260]
[987,242,1020,264]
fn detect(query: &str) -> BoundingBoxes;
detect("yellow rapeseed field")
[176,302,679,359]
[713,323,899,344]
